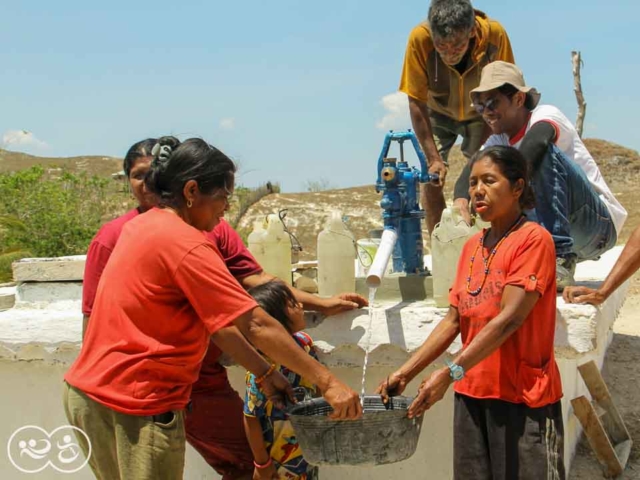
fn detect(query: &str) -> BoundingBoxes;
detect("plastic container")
[356,238,378,278]
[247,219,266,250]
[247,214,292,285]
[356,237,396,277]
[288,395,423,466]
[431,207,473,307]
[317,211,356,296]
[357,238,379,265]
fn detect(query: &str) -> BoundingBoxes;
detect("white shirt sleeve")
[529,105,576,153]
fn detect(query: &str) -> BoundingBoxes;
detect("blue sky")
[1,0,637,192]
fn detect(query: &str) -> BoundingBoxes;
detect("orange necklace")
[466,215,526,296]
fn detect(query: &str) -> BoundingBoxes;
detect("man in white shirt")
[453,61,627,288]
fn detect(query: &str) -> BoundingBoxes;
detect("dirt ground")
[569,140,640,479]
[569,274,640,479]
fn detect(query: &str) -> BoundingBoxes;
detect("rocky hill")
[238,139,640,261]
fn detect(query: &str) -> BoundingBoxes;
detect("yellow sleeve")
[493,21,515,64]
[399,25,432,103]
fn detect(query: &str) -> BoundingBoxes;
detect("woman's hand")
[407,368,452,418]
[259,370,294,410]
[252,463,278,480]
[562,286,606,306]
[375,371,408,404]
[323,378,363,420]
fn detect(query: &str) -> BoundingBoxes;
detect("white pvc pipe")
[366,228,398,288]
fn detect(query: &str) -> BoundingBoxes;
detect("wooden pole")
[572,51,587,137]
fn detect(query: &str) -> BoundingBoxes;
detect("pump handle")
[376,130,436,185]
[425,172,439,184]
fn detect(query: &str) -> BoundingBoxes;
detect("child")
[243,280,319,480]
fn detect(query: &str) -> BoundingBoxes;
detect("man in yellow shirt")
[400,0,514,233]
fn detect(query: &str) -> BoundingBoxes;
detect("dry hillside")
[2,138,638,261]
[239,138,640,260]
[0,149,122,178]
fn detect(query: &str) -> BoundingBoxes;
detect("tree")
[571,51,587,137]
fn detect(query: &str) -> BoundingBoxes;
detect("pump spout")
[366,229,398,288]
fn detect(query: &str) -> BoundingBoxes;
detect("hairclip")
[151,143,172,161]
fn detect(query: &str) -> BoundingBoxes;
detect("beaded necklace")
[466,215,526,296]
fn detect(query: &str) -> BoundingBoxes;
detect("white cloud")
[219,118,235,130]
[2,130,48,149]
[376,92,410,130]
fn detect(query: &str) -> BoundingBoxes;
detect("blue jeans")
[528,145,616,261]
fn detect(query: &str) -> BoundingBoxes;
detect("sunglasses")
[473,97,500,115]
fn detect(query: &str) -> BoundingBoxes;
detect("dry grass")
[583,139,640,245]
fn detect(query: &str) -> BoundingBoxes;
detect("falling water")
[360,287,377,406]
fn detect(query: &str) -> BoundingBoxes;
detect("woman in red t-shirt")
[64,136,362,480]
[378,146,565,480]
[81,138,156,328]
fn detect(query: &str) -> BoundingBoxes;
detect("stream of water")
[360,286,377,406]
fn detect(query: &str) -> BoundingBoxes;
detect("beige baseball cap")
[470,61,541,108]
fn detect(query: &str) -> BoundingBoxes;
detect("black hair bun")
[146,136,181,197]
[157,136,181,150]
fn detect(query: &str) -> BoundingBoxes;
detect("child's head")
[248,280,305,334]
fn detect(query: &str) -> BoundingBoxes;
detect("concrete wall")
[0,250,628,479]
[0,356,452,480]
[0,355,612,480]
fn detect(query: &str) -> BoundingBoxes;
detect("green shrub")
[0,166,124,279]
[0,166,276,280]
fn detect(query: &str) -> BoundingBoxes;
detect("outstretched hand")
[407,368,452,418]
[318,293,368,317]
[375,371,408,404]
[562,286,606,306]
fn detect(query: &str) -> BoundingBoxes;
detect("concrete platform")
[12,255,85,282]
[0,247,628,479]
[0,285,16,311]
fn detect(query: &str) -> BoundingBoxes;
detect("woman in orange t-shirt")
[378,146,565,480]
[64,136,362,480]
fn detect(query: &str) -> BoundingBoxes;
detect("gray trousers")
[453,393,565,480]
